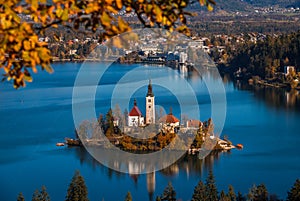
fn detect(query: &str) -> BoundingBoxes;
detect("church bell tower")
[146,80,155,124]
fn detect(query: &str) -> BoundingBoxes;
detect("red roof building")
[128,99,144,126]
[160,113,180,124]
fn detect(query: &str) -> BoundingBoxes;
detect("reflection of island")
[71,147,224,201]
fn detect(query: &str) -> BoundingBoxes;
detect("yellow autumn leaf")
[106,6,118,14]
[118,16,128,32]
[116,0,123,10]
[56,7,63,18]
[125,7,132,12]
[199,0,205,6]
[207,3,213,11]
[41,63,53,73]
[13,43,21,52]
[23,41,31,50]
[30,0,38,11]
[24,74,33,82]
[101,12,111,27]
[14,6,23,13]
[106,0,113,5]
[155,6,162,23]
[61,9,69,21]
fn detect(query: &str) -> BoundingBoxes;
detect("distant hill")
[189,0,300,12]
[243,0,300,8]
[189,0,250,11]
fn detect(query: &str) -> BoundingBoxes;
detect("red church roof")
[129,106,143,116]
[129,99,143,116]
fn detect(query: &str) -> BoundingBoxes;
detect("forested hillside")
[227,31,300,79]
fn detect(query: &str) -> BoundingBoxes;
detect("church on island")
[126,80,180,133]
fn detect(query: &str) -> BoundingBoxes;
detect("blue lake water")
[0,63,300,201]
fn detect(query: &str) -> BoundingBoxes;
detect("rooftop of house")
[129,99,143,117]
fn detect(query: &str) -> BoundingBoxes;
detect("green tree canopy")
[287,179,300,201]
[124,191,133,201]
[17,192,25,201]
[191,180,207,201]
[248,184,269,201]
[227,185,237,201]
[159,182,176,201]
[205,170,218,201]
[32,186,50,201]
[65,170,89,201]
[0,0,215,88]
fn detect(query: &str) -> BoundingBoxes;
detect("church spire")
[147,79,154,97]
[134,98,137,106]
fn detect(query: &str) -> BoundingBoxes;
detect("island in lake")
[65,79,241,153]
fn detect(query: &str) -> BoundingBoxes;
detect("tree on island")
[17,192,25,201]
[191,180,207,201]
[32,186,50,201]
[105,108,115,136]
[287,179,300,201]
[65,170,89,201]
[124,192,133,201]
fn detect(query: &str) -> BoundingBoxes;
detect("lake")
[0,62,299,201]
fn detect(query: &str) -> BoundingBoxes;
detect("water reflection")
[72,147,225,200]
[232,80,300,111]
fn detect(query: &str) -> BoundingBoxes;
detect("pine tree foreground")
[17,192,25,201]
[32,186,50,201]
[65,170,89,201]
[287,179,300,201]
[157,182,177,201]
[124,192,132,201]
[191,181,207,201]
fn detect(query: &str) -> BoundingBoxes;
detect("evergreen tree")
[255,184,269,201]
[17,192,25,201]
[248,184,269,201]
[191,181,207,201]
[287,179,300,201]
[160,182,176,201]
[205,170,218,201]
[124,192,132,201]
[32,186,50,201]
[236,191,246,201]
[39,186,50,201]
[32,189,40,201]
[65,170,89,201]
[220,190,230,201]
[227,185,236,201]
[105,108,115,136]
[247,185,257,201]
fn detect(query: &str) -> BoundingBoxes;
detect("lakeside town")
[42,28,300,91]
